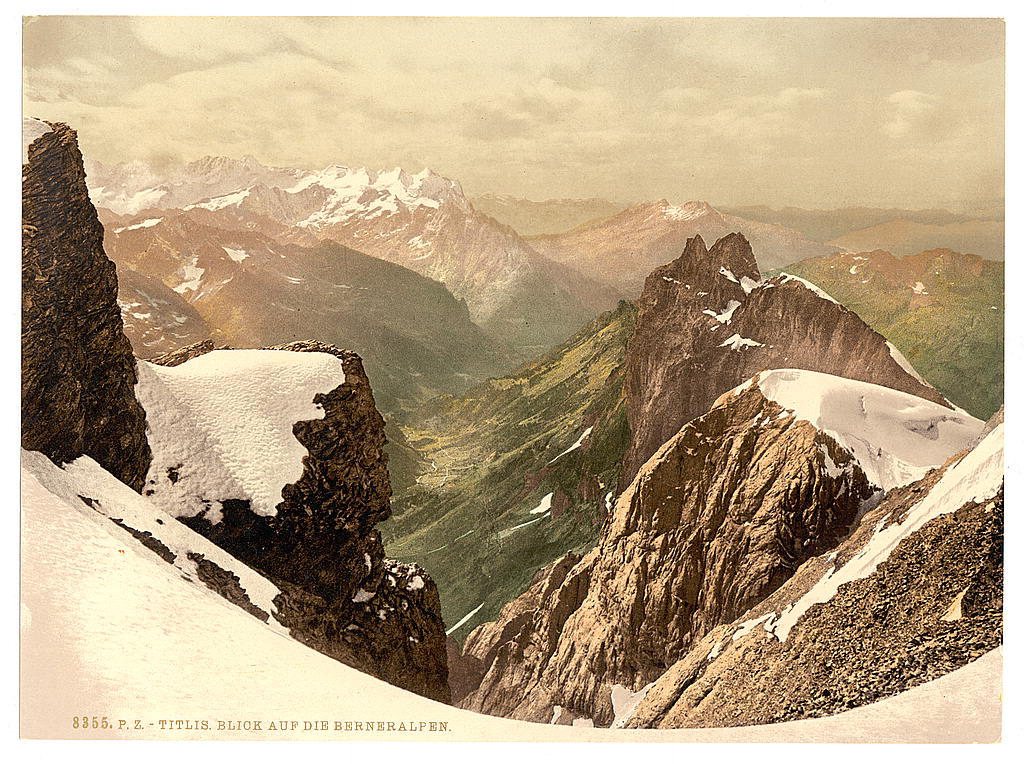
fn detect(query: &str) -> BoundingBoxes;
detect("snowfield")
[20,450,1000,741]
[750,369,983,490]
[134,349,346,521]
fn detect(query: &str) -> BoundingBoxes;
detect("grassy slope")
[381,301,637,639]
[776,253,1003,419]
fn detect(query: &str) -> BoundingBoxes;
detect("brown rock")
[22,120,151,491]
[149,339,450,703]
[622,233,950,484]
[627,455,1003,728]
[458,383,875,724]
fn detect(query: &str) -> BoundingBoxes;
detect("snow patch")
[777,273,839,304]
[752,369,982,491]
[113,217,163,234]
[719,333,764,350]
[222,246,250,263]
[885,341,930,386]
[529,492,555,515]
[548,427,594,465]
[184,187,252,211]
[703,299,742,324]
[22,117,53,164]
[611,682,656,728]
[172,257,205,294]
[445,602,485,636]
[134,349,346,521]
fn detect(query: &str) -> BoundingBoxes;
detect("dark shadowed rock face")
[22,121,151,490]
[457,383,876,725]
[149,340,450,703]
[622,233,950,485]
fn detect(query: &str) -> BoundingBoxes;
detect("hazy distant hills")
[827,220,1004,261]
[527,200,842,296]
[776,247,1003,419]
[721,204,1004,244]
[722,204,1004,261]
[470,194,627,236]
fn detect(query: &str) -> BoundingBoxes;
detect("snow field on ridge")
[750,368,983,490]
[135,349,346,521]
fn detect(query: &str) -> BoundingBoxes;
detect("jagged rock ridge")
[622,233,952,484]
[626,416,1003,729]
[144,340,450,702]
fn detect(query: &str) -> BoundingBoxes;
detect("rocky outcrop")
[457,380,880,725]
[626,419,1004,729]
[622,233,951,484]
[22,119,151,490]
[147,340,450,703]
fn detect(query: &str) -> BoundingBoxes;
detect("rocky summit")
[626,410,1003,729]
[622,233,951,485]
[454,370,981,725]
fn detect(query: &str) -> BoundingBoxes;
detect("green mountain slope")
[776,248,1003,419]
[381,301,637,639]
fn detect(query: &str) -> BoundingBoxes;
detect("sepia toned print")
[21,16,1003,741]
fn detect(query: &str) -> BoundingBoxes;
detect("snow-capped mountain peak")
[661,199,715,221]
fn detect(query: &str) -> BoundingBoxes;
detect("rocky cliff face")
[622,233,951,484]
[455,370,982,726]
[144,340,450,702]
[626,417,1004,729]
[22,119,151,491]
[457,380,875,724]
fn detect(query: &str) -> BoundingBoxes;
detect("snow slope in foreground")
[135,349,346,520]
[21,453,1000,742]
[744,368,983,490]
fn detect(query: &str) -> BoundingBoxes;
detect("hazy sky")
[23,16,1004,212]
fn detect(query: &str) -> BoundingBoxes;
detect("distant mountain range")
[721,204,1003,246]
[98,207,506,415]
[827,220,1004,261]
[527,200,843,297]
[87,157,622,362]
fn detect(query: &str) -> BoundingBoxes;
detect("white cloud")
[883,90,939,138]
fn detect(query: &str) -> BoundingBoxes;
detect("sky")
[22,16,1004,213]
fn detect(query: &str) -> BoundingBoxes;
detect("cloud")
[883,90,939,138]
[22,17,1003,210]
